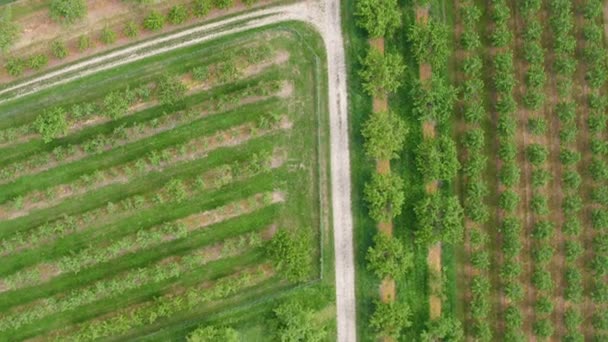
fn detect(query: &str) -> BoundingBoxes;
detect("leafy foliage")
[366,232,413,280]
[354,0,401,38]
[273,301,326,342]
[49,0,87,24]
[266,230,312,283]
[364,172,405,222]
[34,107,68,143]
[370,300,412,339]
[361,110,408,160]
[359,47,406,96]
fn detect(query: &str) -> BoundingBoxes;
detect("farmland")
[0,20,335,341]
[346,0,608,340]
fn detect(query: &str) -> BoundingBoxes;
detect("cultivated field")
[346,0,608,340]
[0,22,334,341]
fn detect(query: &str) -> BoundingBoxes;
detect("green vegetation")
[0,23,333,341]
[49,0,86,24]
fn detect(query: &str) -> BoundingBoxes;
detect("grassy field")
[0,21,335,341]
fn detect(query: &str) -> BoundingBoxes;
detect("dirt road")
[0,1,357,341]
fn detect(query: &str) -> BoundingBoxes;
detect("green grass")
[0,21,334,341]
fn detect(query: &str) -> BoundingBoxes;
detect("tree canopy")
[34,106,68,143]
[354,0,401,38]
[359,47,406,97]
[409,19,450,67]
[266,229,312,282]
[364,172,405,222]
[415,194,464,245]
[273,301,326,342]
[420,316,464,342]
[361,110,408,160]
[0,8,19,52]
[187,326,238,342]
[370,300,412,339]
[366,232,413,280]
[49,0,87,25]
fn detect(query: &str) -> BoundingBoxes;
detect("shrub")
[370,300,412,340]
[28,54,48,71]
[421,317,464,342]
[100,27,117,45]
[535,296,554,315]
[187,326,238,342]
[34,107,68,143]
[560,148,581,165]
[78,35,91,51]
[564,241,583,262]
[562,170,581,189]
[266,230,312,282]
[273,301,326,341]
[144,11,165,31]
[526,144,549,165]
[50,40,68,59]
[49,0,87,24]
[530,194,549,215]
[528,117,547,135]
[415,194,464,245]
[213,0,234,9]
[533,319,554,339]
[364,172,405,222]
[533,221,554,240]
[354,0,401,37]
[532,169,552,187]
[123,21,139,38]
[361,110,408,160]
[5,56,25,77]
[532,269,554,291]
[499,190,519,212]
[157,74,187,106]
[0,9,19,51]
[359,47,405,96]
[366,232,413,280]
[192,66,208,81]
[168,5,188,25]
[409,19,450,67]
[192,0,212,17]
[103,90,131,119]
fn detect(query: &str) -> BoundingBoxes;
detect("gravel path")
[0,1,357,341]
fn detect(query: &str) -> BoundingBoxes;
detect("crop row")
[0,141,274,256]
[0,72,281,187]
[457,1,492,340]
[49,266,272,341]
[0,148,276,289]
[582,0,608,338]
[488,0,527,340]
[0,224,266,333]
[548,0,586,339]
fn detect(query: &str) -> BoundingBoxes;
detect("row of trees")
[1,228,264,332]
[5,0,250,77]
[408,20,464,247]
[65,268,267,340]
[355,1,416,340]
[489,0,525,340]
[409,2,464,338]
[549,0,586,339]
[519,2,556,339]
[582,0,608,339]
[457,2,492,340]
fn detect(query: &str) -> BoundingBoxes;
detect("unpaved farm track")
[0,1,357,341]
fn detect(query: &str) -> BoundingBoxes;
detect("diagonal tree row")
[0,28,327,341]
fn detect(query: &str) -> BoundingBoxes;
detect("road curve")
[0,1,357,341]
